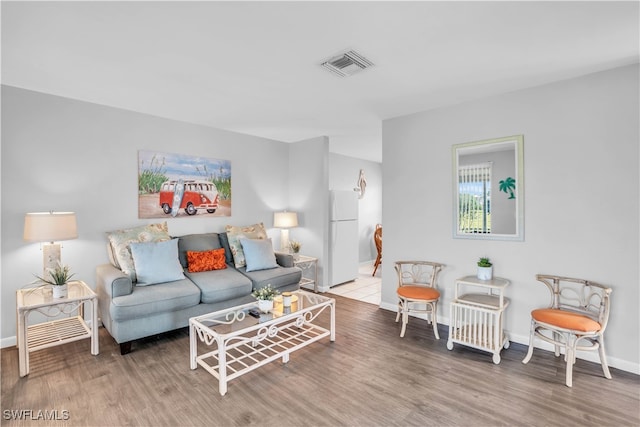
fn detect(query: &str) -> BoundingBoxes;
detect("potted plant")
[289,240,301,260]
[477,257,493,281]
[252,284,279,312]
[33,261,75,298]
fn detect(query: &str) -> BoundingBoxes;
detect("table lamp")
[273,211,298,252]
[24,211,78,278]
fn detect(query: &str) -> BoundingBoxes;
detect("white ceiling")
[2,1,638,163]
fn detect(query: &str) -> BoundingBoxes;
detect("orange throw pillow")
[187,248,227,273]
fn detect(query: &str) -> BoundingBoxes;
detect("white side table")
[447,275,510,364]
[294,255,319,292]
[16,280,99,377]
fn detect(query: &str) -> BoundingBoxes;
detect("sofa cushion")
[110,278,201,321]
[130,238,186,286]
[239,265,302,291]
[186,268,253,304]
[106,222,170,282]
[177,233,223,268]
[187,248,227,273]
[240,238,278,272]
[218,232,235,265]
[225,223,268,268]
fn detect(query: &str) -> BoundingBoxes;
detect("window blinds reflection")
[458,162,492,234]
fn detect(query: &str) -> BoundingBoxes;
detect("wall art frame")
[138,150,231,219]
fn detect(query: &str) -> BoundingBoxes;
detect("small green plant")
[251,284,279,301]
[289,240,301,253]
[33,262,75,286]
[477,257,492,268]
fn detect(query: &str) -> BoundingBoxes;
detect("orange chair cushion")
[397,285,440,301]
[531,308,601,332]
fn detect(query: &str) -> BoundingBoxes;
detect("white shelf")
[27,316,92,352]
[447,276,510,364]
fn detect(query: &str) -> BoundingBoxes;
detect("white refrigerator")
[329,190,359,287]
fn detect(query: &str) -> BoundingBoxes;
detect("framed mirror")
[453,135,524,241]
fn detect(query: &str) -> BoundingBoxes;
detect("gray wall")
[381,64,639,373]
[289,137,330,288]
[0,86,296,342]
[329,154,382,263]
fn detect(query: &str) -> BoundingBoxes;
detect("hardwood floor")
[2,295,638,426]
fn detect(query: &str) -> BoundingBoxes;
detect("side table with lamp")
[18,211,99,377]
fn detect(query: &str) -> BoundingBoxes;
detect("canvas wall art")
[138,150,231,218]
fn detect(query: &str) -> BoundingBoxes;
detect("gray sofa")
[96,232,302,354]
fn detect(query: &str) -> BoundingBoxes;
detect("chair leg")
[431,302,440,340]
[395,300,402,323]
[565,335,578,387]
[597,336,612,379]
[553,331,561,357]
[372,255,381,276]
[400,301,409,338]
[522,320,536,364]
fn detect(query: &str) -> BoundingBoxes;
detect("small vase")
[53,284,68,299]
[257,299,273,313]
[477,266,493,281]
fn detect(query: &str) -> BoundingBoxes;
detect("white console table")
[447,275,510,364]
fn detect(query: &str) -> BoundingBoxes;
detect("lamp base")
[280,229,290,253]
[42,243,61,278]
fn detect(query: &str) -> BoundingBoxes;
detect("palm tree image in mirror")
[499,177,516,199]
[453,135,524,241]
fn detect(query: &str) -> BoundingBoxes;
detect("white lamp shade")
[273,211,298,228]
[24,212,78,243]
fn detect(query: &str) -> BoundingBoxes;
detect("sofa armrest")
[275,252,295,268]
[96,264,133,298]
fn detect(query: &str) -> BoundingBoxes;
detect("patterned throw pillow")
[106,222,170,282]
[187,248,227,273]
[225,223,268,268]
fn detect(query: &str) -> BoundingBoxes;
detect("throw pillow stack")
[106,222,180,284]
[225,222,279,272]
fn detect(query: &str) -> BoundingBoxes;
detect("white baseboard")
[379,302,640,375]
[1,336,17,349]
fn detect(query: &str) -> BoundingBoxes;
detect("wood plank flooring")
[2,295,638,426]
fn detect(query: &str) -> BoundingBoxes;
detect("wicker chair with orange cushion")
[522,274,612,387]
[394,261,445,339]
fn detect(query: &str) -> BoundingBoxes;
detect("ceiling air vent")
[321,50,374,77]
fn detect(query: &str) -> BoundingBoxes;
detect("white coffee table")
[189,290,335,395]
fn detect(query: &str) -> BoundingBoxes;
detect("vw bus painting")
[159,179,219,216]
[138,150,231,218]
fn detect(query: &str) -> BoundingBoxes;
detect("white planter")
[477,266,493,281]
[52,284,68,299]
[257,299,274,313]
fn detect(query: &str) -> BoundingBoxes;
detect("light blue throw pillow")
[130,238,185,286]
[240,238,278,272]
